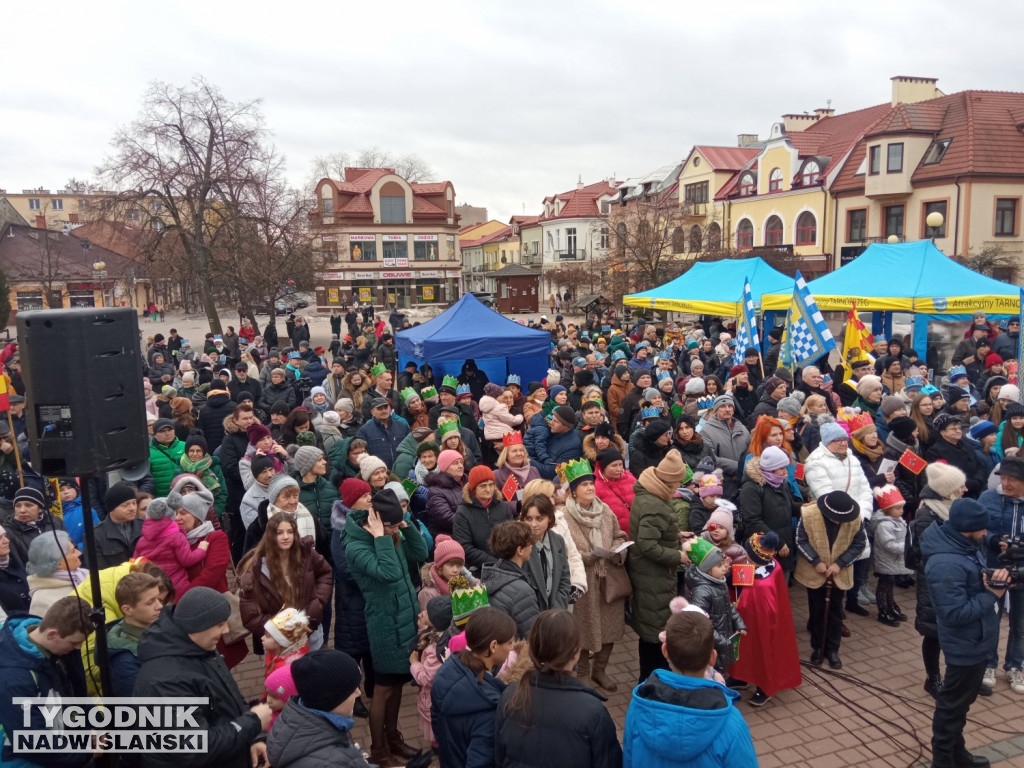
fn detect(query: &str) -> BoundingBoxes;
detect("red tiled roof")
[479,226,513,245]
[339,196,374,215]
[319,168,455,223]
[713,156,760,200]
[410,182,448,194]
[538,181,618,222]
[0,224,130,283]
[509,215,540,227]
[329,169,393,194]
[690,146,760,170]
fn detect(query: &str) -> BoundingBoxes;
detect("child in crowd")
[240,423,288,487]
[683,537,746,676]
[263,606,311,676]
[700,506,748,566]
[418,535,474,611]
[105,572,164,697]
[133,497,209,598]
[410,595,453,745]
[623,611,757,767]
[264,665,297,729]
[58,479,99,550]
[870,485,913,627]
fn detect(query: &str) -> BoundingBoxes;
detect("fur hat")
[358,453,387,481]
[881,395,906,417]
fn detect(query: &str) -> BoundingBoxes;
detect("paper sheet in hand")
[613,541,634,554]
[877,458,898,477]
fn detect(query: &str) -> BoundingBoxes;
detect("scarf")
[179,455,220,493]
[920,497,954,522]
[565,496,606,550]
[299,701,355,734]
[53,568,88,586]
[763,471,786,488]
[637,466,674,501]
[504,463,535,488]
[853,437,884,462]
[185,521,215,544]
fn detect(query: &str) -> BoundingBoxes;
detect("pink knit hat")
[438,449,464,473]
[433,535,466,568]
[703,507,734,532]
[265,665,298,702]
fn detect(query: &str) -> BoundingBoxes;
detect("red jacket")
[595,466,637,533]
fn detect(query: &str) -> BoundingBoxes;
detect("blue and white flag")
[780,270,836,367]
[733,277,759,354]
[1017,287,1024,403]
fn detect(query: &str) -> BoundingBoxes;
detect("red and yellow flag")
[0,373,10,412]
[841,301,875,375]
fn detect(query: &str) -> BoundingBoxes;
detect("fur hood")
[582,431,628,462]
[341,371,369,394]
[223,413,243,435]
[744,454,765,486]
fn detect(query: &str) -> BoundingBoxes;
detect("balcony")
[683,201,707,216]
[523,253,544,266]
[554,249,587,261]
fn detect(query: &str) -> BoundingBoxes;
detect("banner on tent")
[916,295,1022,314]
[621,297,754,316]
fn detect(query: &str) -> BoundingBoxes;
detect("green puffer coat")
[294,473,341,533]
[627,482,682,643]
[149,437,186,497]
[344,508,428,674]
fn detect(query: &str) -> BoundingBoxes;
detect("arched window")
[707,222,722,250]
[736,219,754,249]
[796,211,817,245]
[689,225,703,253]
[765,215,784,247]
[672,226,685,253]
[738,173,756,197]
[801,160,821,187]
[769,168,783,193]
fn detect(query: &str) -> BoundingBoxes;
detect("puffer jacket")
[804,443,874,518]
[355,416,410,468]
[628,482,681,643]
[737,456,799,571]
[425,471,465,538]
[481,558,540,638]
[327,435,363,484]
[910,492,953,639]
[344,506,428,673]
[133,516,208,598]
[685,566,746,666]
[267,699,370,768]
[149,436,186,497]
[479,395,523,441]
[869,510,913,576]
[294,473,341,533]
[330,502,369,658]
[595,465,637,533]
[197,391,236,451]
[452,491,513,574]
[393,428,431,480]
[629,432,670,479]
[699,415,750,497]
[606,375,632,428]
[260,379,298,414]
[238,539,333,636]
[431,655,506,768]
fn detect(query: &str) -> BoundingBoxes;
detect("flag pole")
[7,408,22,487]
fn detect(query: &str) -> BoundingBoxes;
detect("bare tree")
[97,77,271,333]
[64,177,100,195]
[953,244,1017,279]
[305,147,434,189]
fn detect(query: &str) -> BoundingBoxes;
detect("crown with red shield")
[873,484,905,510]
[501,431,523,447]
[846,412,875,433]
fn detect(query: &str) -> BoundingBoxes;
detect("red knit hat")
[986,352,1004,369]
[339,477,371,509]
[466,465,495,494]
[246,423,272,446]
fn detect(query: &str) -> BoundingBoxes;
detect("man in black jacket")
[134,588,272,768]
[86,481,143,570]
[228,362,262,404]
[925,414,988,499]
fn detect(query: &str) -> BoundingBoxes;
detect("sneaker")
[857,586,875,605]
[982,667,997,690]
[724,677,749,690]
[1008,668,1024,694]
[749,689,772,707]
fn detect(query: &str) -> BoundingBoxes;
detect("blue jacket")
[979,488,1024,567]
[623,669,758,768]
[329,501,369,657]
[0,617,90,768]
[525,416,583,480]
[431,655,506,768]
[356,417,410,468]
[921,520,1001,666]
[59,499,101,550]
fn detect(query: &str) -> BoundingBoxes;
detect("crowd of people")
[0,304,1020,768]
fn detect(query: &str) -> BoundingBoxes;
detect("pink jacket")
[409,643,442,741]
[595,467,637,533]
[479,395,523,441]
[134,517,208,597]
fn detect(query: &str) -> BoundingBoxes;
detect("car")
[469,291,496,307]
[286,292,313,310]
[251,300,295,315]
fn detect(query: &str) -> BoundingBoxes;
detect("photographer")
[978,455,1024,694]
[920,498,1006,768]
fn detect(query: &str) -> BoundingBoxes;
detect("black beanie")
[198,368,214,385]
[889,416,917,442]
[250,455,275,479]
[596,447,624,470]
[103,481,137,514]
[427,595,454,631]
[676,413,696,429]
[644,418,671,441]
[594,422,615,440]
[172,587,231,634]
[291,649,362,712]
[372,488,405,525]
[185,433,208,454]
[271,400,291,416]
[574,370,595,389]
[614,365,629,379]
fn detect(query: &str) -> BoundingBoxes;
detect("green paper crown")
[420,386,438,400]
[370,363,387,377]
[670,402,684,420]
[401,478,418,497]
[684,536,715,567]
[400,386,420,404]
[441,375,459,389]
[451,578,489,627]
[559,458,594,486]
[438,419,460,439]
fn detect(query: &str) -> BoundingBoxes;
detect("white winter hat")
[1000,384,1021,402]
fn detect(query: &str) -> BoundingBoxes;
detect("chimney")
[576,175,584,191]
[782,113,818,133]
[891,76,941,106]
[34,215,46,229]
[737,133,759,148]
[814,107,835,119]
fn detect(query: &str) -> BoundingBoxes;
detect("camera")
[984,536,1024,589]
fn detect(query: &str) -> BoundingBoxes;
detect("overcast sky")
[3,0,1022,222]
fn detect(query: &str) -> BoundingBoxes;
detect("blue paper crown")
[658,351,673,360]
[697,395,716,411]
[506,374,521,386]
[947,365,967,380]
[611,350,626,361]
[640,406,662,420]
[657,371,673,381]
[904,377,925,389]
[455,384,471,396]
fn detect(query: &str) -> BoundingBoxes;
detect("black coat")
[746,392,779,429]
[629,433,670,479]
[267,699,369,768]
[84,517,143,571]
[134,609,263,768]
[495,673,622,768]
[925,437,987,499]
[0,554,30,615]
[197,392,236,452]
[452,494,513,574]
[910,493,949,639]
[3,513,65,567]
[737,457,800,571]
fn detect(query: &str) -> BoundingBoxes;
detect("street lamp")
[926,211,945,243]
[886,235,900,244]
[92,260,107,308]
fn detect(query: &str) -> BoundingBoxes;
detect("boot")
[953,749,991,767]
[386,728,420,760]
[893,604,908,621]
[590,644,617,692]
[924,673,944,699]
[878,611,901,628]
[353,696,369,719]
[576,652,592,683]
[369,747,398,768]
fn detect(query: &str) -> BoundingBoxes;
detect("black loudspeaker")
[18,307,149,476]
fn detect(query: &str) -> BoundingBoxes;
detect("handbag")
[601,563,633,603]
[222,563,250,645]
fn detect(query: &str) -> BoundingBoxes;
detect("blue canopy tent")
[395,294,552,386]
[761,241,1021,358]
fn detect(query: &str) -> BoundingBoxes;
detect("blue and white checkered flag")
[781,270,836,367]
[733,277,759,354]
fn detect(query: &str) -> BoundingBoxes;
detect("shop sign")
[414,234,438,241]
[350,234,375,241]
[381,271,413,279]
[419,270,441,278]
[382,234,407,241]
[358,287,373,302]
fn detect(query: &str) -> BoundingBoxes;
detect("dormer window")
[922,138,952,165]
[738,173,756,197]
[769,168,783,193]
[801,160,821,187]
[887,143,904,173]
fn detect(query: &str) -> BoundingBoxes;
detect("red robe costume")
[731,559,802,697]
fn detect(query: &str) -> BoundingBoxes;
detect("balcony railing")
[554,249,587,261]
[523,253,544,266]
